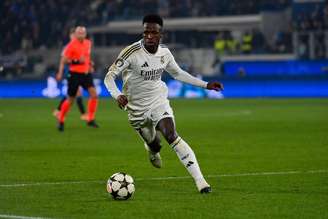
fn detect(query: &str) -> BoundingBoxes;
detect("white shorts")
[128,102,174,143]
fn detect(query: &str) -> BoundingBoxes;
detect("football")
[107,172,135,200]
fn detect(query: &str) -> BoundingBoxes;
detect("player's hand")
[207,81,224,91]
[71,56,86,64]
[89,66,95,73]
[89,60,95,73]
[56,72,63,81]
[117,95,128,110]
[79,56,86,63]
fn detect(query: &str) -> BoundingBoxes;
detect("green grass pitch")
[0,98,327,219]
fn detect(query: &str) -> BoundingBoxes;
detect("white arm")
[104,69,122,99]
[104,57,130,99]
[165,52,207,88]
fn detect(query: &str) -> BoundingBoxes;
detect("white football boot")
[144,143,162,168]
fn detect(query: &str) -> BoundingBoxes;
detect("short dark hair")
[142,14,163,27]
[69,27,75,34]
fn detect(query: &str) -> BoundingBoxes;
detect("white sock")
[171,137,209,190]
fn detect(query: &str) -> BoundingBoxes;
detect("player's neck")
[144,45,158,54]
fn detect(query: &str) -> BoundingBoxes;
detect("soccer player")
[104,14,223,193]
[56,26,99,131]
[54,27,88,121]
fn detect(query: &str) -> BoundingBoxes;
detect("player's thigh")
[129,115,156,144]
[151,103,175,129]
[76,86,83,97]
[67,74,81,97]
[152,104,178,143]
[157,117,178,144]
[136,124,157,144]
[87,87,98,98]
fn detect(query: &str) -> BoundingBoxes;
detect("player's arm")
[87,41,94,73]
[56,54,81,81]
[165,52,223,91]
[56,55,68,81]
[104,56,130,109]
[56,43,73,81]
[89,60,95,73]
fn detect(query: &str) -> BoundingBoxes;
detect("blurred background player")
[104,14,223,193]
[54,27,88,121]
[56,26,99,131]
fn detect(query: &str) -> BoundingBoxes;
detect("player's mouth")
[145,40,156,46]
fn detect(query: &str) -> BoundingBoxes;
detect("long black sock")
[76,96,85,114]
[57,97,67,110]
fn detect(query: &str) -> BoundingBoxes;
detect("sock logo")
[181,154,189,160]
[186,161,194,168]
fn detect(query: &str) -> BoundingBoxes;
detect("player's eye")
[143,31,159,37]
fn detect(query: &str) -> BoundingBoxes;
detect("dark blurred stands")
[0,0,293,55]
[0,0,327,80]
[292,0,328,59]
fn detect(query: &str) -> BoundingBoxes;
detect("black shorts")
[67,71,95,97]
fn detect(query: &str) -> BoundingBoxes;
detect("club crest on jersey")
[115,58,124,67]
[160,56,165,64]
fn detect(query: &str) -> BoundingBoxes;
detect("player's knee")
[148,137,161,153]
[89,87,98,98]
[164,130,178,145]
[67,97,75,104]
[90,92,98,99]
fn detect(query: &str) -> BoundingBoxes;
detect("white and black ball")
[107,172,135,200]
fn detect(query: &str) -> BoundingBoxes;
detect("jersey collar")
[140,39,160,56]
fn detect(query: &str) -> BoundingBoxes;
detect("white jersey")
[104,40,207,114]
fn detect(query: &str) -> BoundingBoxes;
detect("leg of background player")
[86,86,99,127]
[53,96,67,118]
[76,87,87,120]
[57,96,75,131]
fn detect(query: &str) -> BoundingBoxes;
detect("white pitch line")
[0,169,327,188]
[137,169,328,181]
[0,214,52,219]
[0,180,102,188]
[221,110,252,117]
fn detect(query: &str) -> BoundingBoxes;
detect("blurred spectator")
[241,31,253,54]
[225,32,239,55]
[158,0,170,18]
[314,32,326,59]
[252,29,267,54]
[298,36,309,60]
[324,5,328,29]
[273,31,292,54]
[214,32,226,57]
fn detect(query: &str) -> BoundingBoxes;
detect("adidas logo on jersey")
[141,62,149,68]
